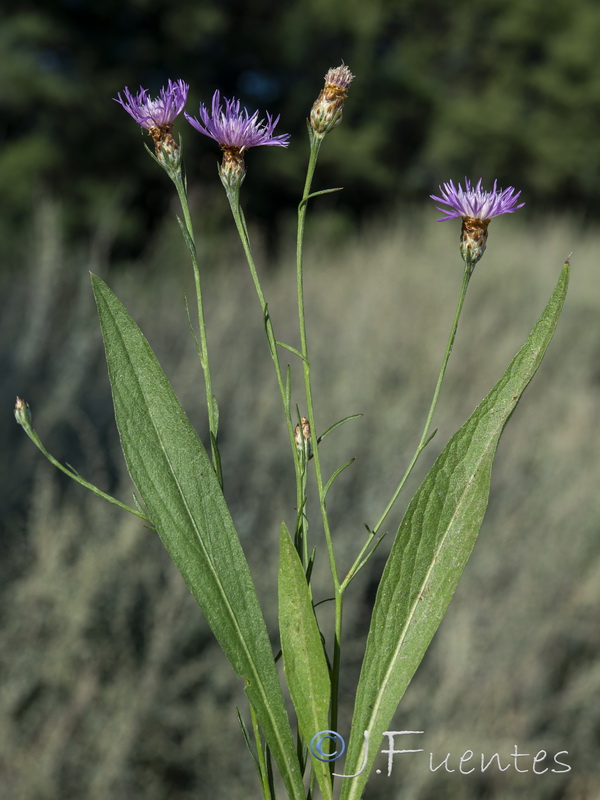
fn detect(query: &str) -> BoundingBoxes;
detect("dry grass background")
[1,198,598,799]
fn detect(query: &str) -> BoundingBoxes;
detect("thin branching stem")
[226,192,305,538]
[372,261,473,535]
[249,704,273,800]
[172,171,223,488]
[18,423,151,523]
[342,260,474,590]
[296,133,344,740]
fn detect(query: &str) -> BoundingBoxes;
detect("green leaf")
[340,262,569,800]
[277,339,307,362]
[236,707,260,772]
[279,523,332,800]
[317,414,363,445]
[324,458,356,499]
[91,275,304,800]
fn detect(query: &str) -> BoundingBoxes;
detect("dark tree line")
[2,0,600,257]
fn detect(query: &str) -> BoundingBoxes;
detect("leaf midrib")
[345,422,499,800]
[101,290,302,799]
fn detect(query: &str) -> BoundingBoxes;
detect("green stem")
[19,423,151,523]
[225,192,304,531]
[340,528,381,593]
[172,171,223,488]
[296,134,343,736]
[370,261,473,538]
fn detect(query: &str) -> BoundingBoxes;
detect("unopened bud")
[460,216,490,268]
[294,416,313,459]
[310,64,354,138]
[14,396,32,429]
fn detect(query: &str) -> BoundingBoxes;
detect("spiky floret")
[431,178,525,222]
[114,80,189,131]
[185,91,290,151]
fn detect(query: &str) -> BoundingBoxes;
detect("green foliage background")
[3,0,600,252]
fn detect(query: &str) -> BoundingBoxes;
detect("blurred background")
[1,1,599,798]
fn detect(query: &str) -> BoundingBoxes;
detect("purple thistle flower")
[114,79,189,131]
[431,178,525,222]
[431,178,524,268]
[185,91,290,152]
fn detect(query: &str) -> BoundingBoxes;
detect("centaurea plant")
[16,66,570,800]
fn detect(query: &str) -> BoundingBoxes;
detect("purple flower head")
[114,79,189,131]
[185,91,290,152]
[431,178,525,222]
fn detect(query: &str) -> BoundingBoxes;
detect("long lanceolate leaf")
[279,523,332,800]
[91,275,305,800]
[340,263,569,800]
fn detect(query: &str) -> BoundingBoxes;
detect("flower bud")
[294,416,313,460]
[14,396,32,429]
[310,64,354,138]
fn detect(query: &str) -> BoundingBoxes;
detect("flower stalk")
[297,64,354,743]
[14,398,151,522]
[351,177,527,579]
[297,133,343,737]
[365,261,473,546]
[115,80,222,485]
[186,92,303,518]
[171,170,223,486]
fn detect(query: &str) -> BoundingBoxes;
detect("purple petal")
[185,90,290,150]
[431,178,525,221]
[115,79,189,129]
